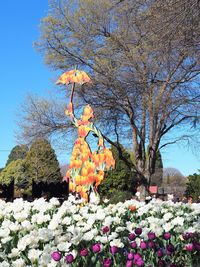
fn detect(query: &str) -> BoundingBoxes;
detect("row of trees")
[0,139,62,196]
[1,140,162,198]
[0,140,199,201]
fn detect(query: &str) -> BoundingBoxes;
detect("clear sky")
[0,1,199,176]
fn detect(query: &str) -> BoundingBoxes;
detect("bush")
[108,189,133,204]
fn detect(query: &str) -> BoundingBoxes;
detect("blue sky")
[0,1,199,175]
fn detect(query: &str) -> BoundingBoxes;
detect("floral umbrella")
[56,69,91,103]
[56,69,91,85]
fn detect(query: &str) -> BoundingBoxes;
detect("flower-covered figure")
[56,69,115,202]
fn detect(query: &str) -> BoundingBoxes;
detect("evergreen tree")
[25,139,62,183]
[186,171,200,201]
[99,144,136,202]
[6,145,29,166]
[0,159,28,188]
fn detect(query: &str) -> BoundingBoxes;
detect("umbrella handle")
[70,82,75,103]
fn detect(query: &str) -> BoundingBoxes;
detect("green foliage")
[6,145,28,166]
[0,159,28,189]
[99,144,136,198]
[0,141,62,195]
[25,138,62,183]
[186,171,200,201]
[108,189,133,204]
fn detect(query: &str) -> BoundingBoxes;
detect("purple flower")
[163,232,171,240]
[126,260,133,267]
[127,252,134,260]
[185,243,194,252]
[188,232,195,238]
[157,249,163,257]
[92,243,101,253]
[135,228,142,235]
[158,259,166,267]
[148,232,156,240]
[103,258,112,267]
[182,233,190,240]
[166,243,175,253]
[136,258,144,266]
[134,253,142,261]
[128,232,136,241]
[51,251,62,262]
[130,241,137,249]
[102,226,110,234]
[65,254,74,264]
[170,264,178,267]
[193,241,200,251]
[148,240,155,249]
[140,241,147,250]
[80,248,88,257]
[110,246,119,254]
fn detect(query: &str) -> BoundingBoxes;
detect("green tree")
[186,171,200,201]
[6,145,29,166]
[25,138,62,183]
[0,159,28,189]
[99,144,136,201]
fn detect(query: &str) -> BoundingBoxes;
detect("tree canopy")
[0,141,63,196]
[6,145,28,166]
[18,0,200,185]
[186,171,200,201]
[0,159,27,188]
[25,138,62,183]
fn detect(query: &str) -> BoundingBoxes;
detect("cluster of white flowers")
[0,196,199,266]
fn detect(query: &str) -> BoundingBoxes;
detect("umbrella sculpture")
[56,69,115,202]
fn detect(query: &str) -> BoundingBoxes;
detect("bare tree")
[162,167,187,198]
[17,94,75,148]
[18,0,200,186]
[163,167,186,185]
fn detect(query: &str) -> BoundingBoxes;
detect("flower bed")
[0,196,199,267]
